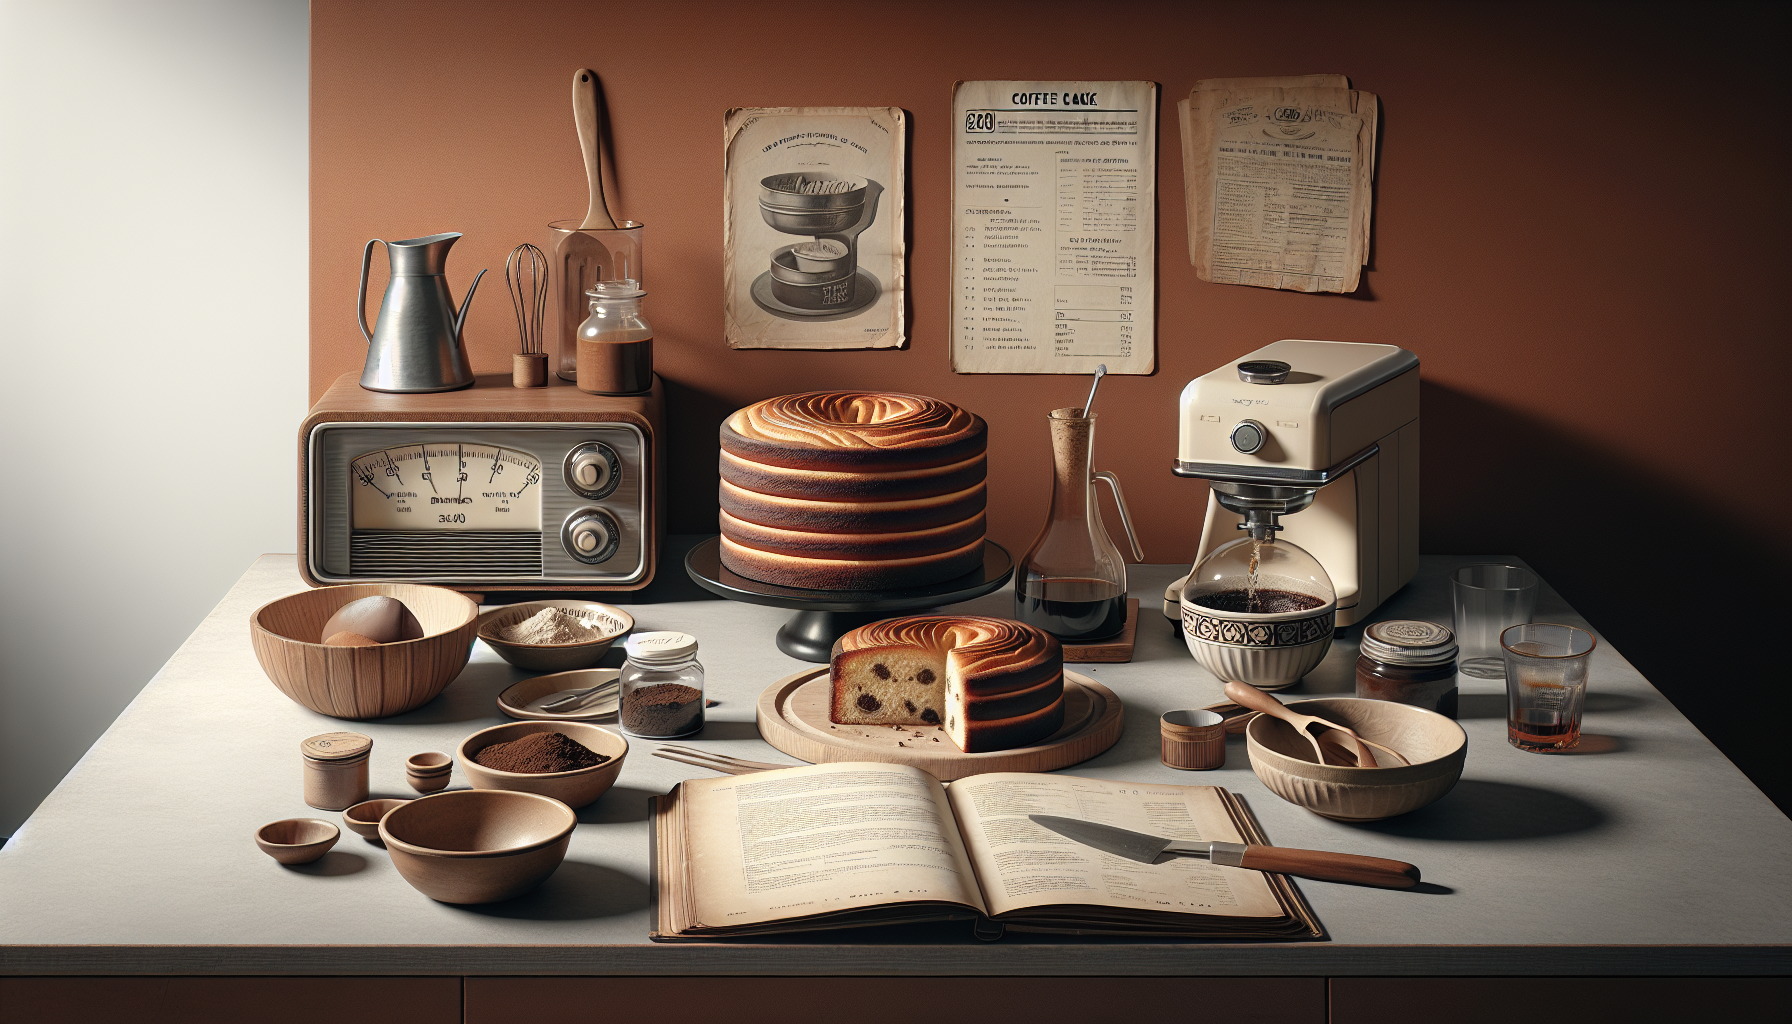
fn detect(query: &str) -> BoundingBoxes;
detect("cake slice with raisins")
[829,615,1063,753]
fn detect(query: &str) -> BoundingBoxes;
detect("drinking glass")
[1451,563,1539,677]
[1501,623,1596,753]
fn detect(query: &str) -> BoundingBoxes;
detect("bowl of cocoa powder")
[456,721,627,809]
[475,600,633,673]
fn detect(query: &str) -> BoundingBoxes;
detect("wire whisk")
[505,243,549,356]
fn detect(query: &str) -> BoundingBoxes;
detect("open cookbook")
[650,762,1323,940]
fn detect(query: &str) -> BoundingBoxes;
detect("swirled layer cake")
[830,615,1064,753]
[718,392,987,590]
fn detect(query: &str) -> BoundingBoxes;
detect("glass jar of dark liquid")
[1014,407,1142,641]
[1356,620,1459,718]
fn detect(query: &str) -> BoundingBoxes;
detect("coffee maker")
[1163,340,1420,627]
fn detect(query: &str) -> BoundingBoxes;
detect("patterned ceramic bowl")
[1178,538,1336,691]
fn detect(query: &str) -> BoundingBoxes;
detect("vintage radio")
[300,372,663,592]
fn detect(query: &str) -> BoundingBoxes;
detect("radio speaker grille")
[350,532,542,578]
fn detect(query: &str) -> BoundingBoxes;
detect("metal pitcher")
[357,232,486,393]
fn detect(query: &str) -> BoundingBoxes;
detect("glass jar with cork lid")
[301,731,372,810]
[1356,620,1459,718]
[617,631,703,738]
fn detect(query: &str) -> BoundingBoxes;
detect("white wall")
[0,0,309,836]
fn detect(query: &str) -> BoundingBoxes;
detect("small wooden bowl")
[255,818,340,865]
[406,751,452,773]
[379,789,576,904]
[457,721,627,809]
[1246,698,1467,821]
[475,600,632,673]
[342,799,411,841]
[497,668,620,721]
[251,584,480,719]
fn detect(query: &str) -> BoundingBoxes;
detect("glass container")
[547,219,643,382]
[1356,620,1459,718]
[1182,536,1336,614]
[1013,408,1143,641]
[575,278,653,394]
[1501,622,1595,753]
[1451,563,1539,677]
[618,631,704,738]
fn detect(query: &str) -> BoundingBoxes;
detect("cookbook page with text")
[947,773,1283,918]
[683,762,986,928]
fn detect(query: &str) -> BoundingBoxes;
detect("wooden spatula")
[554,68,619,374]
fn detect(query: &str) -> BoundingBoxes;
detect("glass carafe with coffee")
[1014,366,1144,642]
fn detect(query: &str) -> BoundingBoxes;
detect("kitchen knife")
[1027,814,1420,889]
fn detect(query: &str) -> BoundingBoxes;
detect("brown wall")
[313,2,1789,804]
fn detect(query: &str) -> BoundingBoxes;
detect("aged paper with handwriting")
[1178,78,1378,293]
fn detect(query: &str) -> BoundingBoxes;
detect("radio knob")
[564,442,621,499]
[561,508,621,564]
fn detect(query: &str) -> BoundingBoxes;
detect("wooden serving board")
[756,668,1124,781]
[1062,598,1139,663]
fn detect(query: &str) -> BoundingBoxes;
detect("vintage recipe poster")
[723,106,906,349]
[951,81,1157,375]
[1179,78,1377,293]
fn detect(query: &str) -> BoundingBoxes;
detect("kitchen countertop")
[3,540,1787,976]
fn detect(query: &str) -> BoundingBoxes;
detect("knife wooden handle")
[1241,845,1420,888]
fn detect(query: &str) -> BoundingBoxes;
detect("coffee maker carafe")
[1164,340,1420,627]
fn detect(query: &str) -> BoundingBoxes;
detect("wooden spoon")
[1224,681,1388,768]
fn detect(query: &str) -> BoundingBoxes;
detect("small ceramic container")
[380,789,576,904]
[457,721,627,810]
[405,751,453,794]
[475,600,633,673]
[342,798,411,841]
[1246,697,1467,821]
[1160,709,1227,770]
[255,818,340,865]
[301,732,372,810]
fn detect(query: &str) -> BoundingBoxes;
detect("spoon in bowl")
[1223,681,1409,767]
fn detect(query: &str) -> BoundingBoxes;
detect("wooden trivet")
[756,668,1124,782]
[1062,598,1139,663]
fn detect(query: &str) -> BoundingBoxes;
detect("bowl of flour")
[475,600,633,672]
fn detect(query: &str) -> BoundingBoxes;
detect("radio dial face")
[564,442,622,499]
[351,443,542,531]
[562,508,622,564]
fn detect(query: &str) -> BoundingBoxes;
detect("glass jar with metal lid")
[1356,620,1459,718]
[617,631,704,738]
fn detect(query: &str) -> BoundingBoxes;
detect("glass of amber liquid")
[1500,623,1596,752]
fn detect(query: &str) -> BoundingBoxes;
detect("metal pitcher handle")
[1094,470,1145,562]
[357,238,384,345]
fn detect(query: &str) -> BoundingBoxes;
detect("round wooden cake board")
[756,668,1124,781]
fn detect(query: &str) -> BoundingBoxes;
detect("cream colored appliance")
[1164,340,1419,627]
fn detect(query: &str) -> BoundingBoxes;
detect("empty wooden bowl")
[475,600,632,673]
[255,818,340,865]
[1246,698,1467,821]
[378,789,576,904]
[342,799,411,840]
[250,584,480,719]
[457,721,627,810]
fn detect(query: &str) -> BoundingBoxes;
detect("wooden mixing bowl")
[457,721,627,810]
[379,789,576,904]
[1246,698,1467,821]
[250,584,479,719]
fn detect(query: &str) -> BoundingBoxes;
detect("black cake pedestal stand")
[683,536,1014,662]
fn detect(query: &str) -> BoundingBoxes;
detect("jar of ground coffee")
[301,731,372,810]
[1356,620,1459,719]
[618,631,704,738]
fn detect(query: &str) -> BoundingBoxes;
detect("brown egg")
[319,596,424,645]
[323,631,382,647]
